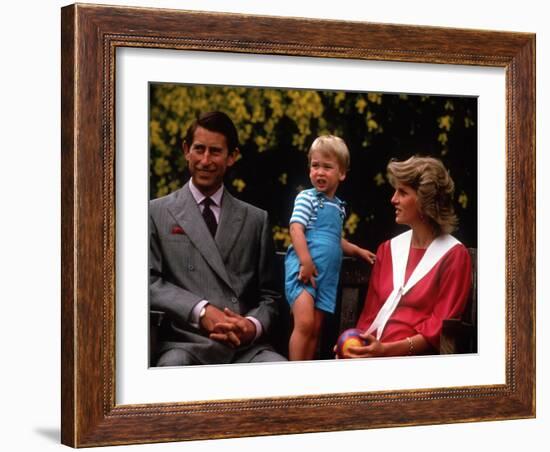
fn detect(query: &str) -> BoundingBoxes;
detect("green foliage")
[150,83,477,251]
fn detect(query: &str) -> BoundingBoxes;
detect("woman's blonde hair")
[308,135,350,172]
[387,155,458,234]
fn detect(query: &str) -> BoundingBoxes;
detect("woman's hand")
[334,332,430,358]
[333,333,387,359]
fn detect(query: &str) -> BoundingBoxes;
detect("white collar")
[366,230,460,339]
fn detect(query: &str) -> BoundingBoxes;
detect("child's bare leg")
[289,291,323,361]
[306,308,325,359]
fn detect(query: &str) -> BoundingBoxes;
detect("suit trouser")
[156,346,287,366]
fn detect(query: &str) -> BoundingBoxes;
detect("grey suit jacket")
[149,183,281,364]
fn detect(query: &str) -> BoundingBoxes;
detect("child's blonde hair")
[308,135,350,172]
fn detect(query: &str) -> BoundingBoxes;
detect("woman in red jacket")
[341,156,471,358]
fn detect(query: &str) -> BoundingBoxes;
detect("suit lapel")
[216,191,246,262]
[168,184,233,290]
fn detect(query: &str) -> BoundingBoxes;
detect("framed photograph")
[61,3,535,447]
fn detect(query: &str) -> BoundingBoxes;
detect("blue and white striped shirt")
[289,189,346,229]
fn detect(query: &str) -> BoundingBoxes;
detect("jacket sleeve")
[244,210,281,337]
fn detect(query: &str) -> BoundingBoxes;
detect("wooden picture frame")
[61,3,535,447]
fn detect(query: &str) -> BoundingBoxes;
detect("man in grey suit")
[150,111,287,366]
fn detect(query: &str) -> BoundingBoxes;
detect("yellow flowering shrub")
[149,84,478,250]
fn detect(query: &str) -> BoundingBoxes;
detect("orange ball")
[336,328,367,358]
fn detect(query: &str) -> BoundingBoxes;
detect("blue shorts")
[284,238,342,314]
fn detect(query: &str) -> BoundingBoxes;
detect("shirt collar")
[189,179,224,207]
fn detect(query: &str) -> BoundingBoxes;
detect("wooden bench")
[150,248,477,364]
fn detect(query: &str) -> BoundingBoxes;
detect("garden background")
[149,83,478,252]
